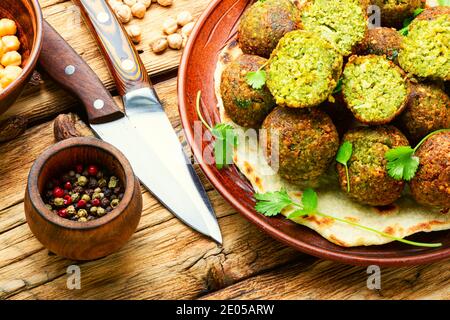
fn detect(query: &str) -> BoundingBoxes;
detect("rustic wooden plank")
[201,259,450,300]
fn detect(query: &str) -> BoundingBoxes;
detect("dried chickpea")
[131,2,146,19]
[157,0,173,6]
[124,0,137,6]
[162,18,178,35]
[0,66,22,88]
[2,36,20,52]
[0,19,17,37]
[151,37,168,53]
[108,0,123,11]
[138,0,152,8]
[167,33,182,50]
[1,51,21,67]
[127,25,142,43]
[177,11,193,27]
[115,4,132,23]
[181,22,195,37]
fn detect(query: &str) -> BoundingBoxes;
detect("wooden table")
[0,0,449,300]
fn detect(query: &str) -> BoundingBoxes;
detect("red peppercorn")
[88,165,98,176]
[64,181,72,190]
[53,187,64,198]
[77,199,87,208]
[58,209,68,218]
[64,195,72,206]
[91,198,101,207]
[75,164,83,174]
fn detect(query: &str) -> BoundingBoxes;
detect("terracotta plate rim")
[177,0,450,267]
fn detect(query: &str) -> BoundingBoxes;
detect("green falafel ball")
[342,55,409,125]
[371,0,424,28]
[237,0,300,58]
[398,8,450,81]
[337,126,409,206]
[301,0,367,56]
[266,30,343,108]
[410,131,450,208]
[221,55,276,128]
[262,106,339,184]
[397,82,450,143]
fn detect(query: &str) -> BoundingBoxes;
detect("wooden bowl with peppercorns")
[24,137,143,261]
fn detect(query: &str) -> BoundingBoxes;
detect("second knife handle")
[73,0,151,96]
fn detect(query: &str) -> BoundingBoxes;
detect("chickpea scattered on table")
[0,18,23,92]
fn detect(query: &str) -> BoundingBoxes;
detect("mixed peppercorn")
[43,164,124,222]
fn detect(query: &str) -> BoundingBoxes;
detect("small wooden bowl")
[25,137,143,261]
[0,0,43,115]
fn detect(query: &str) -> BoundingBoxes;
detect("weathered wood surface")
[0,0,449,300]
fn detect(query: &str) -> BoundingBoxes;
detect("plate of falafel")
[178,0,450,266]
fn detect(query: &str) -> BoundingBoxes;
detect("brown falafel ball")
[415,5,450,21]
[371,0,424,28]
[355,27,402,64]
[397,82,450,143]
[237,0,300,58]
[262,107,339,184]
[221,55,276,128]
[410,131,450,208]
[337,126,409,206]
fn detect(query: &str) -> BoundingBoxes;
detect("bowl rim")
[27,137,137,230]
[177,0,450,267]
[0,0,43,100]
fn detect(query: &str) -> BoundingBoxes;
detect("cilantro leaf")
[385,146,418,181]
[301,188,318,213]
[333,78,343,94]
[287,209,310,219]
[212,123,237,169]
[246,70,267,90]
[438,0,450,5]
[336,141,353,192]
[254,189,293,216]
[398,7,424,36]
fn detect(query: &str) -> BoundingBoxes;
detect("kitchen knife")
[38,20,222,244]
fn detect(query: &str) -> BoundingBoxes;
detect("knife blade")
[38,20,222,244]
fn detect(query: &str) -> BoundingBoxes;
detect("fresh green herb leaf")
[399,7,424,36]
[336,141,353,192]
[333,78,343,94]
[254,189,293,217]
[255,189,442,247]
[413,8,424,16]
[385,129,450,181]
[246,70,267,90]
[212,123,238,169]
[195,91,237,170]
[437,0,450,6]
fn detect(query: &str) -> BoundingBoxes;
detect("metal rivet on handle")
[121,59,135,71]
[94,99,105,110]
[97,12,110,23]
[65,65,76,75]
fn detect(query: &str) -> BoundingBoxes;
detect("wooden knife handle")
[72,0,151,96]
[38,20,124,124]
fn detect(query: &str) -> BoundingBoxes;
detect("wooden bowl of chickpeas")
[0,0,42,115]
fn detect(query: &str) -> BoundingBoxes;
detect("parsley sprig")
[336,141,353,193]
[196,91,238,169]
[385,129,450,181]
[255,189,442,248]
[399,8,424,36]
[245,62,268,90]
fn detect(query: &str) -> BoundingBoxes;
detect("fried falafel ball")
[410,131,450,208]
[266,30,343,108]
[355,27,402,64]
[397,82,450,143]
[342,55,409,125]
[262,107,339,184]
[220,55,276,128]
[371,0,424,28]
[337,126,409,206]
[237,0,300,58]
[301,0,367,56]
[399,7,450,81]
